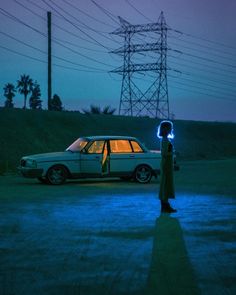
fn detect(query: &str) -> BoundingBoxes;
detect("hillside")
[0,108,236,173]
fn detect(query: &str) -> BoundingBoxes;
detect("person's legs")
[161,199,177,213]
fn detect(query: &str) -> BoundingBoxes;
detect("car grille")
[20,159,26,167]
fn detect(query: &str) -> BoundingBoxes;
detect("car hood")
[22,151,78,162]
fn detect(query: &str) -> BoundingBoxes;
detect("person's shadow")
[145,214,200,295]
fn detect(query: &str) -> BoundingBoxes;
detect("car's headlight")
[25,159,37,168]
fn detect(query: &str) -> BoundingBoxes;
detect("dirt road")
[0,159,235,295]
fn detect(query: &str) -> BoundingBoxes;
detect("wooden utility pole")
[47,11,52,110]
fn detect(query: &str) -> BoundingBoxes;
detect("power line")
[49,0,110,34]
[168,54,236,76]
[180,51,236,70]
[0,44,106,73]
[41,0,112,50]
[168,77,236,102]
[169,82,236,103]
[170,63,236,88]
[14,0,107,52]
[182,31,236,52]
[90,0,120,25]
[180,70,236,90]
[24,0,107,47]
[168,33,236,59]
[0,7,115,69]
[169,74,236,98]
[0,30,46,54]
[125,0,153,23]
[48,0,121,46]
[0,30,109,71]
[0,44,47,64]
[63,0,117,29]
[169,40,236,64]
[53,39,113,68]
[123,0,236,54]
[0,7,46,37]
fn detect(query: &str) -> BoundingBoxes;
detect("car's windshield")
[66,138,88,152]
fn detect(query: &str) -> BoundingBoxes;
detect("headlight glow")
[25,159,37,168]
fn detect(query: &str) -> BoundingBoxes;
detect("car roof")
[83,135,139,141]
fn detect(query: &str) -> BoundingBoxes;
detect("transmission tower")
[111,11,170,118]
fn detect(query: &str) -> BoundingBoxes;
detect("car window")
[66,138,88,152]
[87,140,105,154]
[110,140,132,153]
[131,140,143,153]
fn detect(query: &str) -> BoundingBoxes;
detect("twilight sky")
[0,0,236,122]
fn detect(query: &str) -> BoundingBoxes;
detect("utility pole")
[111,12,170,118]
[47,11,52,110]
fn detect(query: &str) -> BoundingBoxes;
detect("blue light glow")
[157,120,175,139]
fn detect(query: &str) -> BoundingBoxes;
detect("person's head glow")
[157,120,174,139]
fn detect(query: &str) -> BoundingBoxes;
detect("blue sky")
[0,0,236,122]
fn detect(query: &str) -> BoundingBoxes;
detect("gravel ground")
[0,159,235,295]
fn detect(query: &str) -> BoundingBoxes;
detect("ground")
[0,159,235,295]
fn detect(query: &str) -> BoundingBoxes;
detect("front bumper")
[18,167,43,178]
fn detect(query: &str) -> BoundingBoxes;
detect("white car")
[18,136,162,185]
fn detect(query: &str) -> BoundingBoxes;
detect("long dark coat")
[159,137,175,201]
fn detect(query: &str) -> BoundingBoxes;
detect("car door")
[109,139,136,176]
[80,140,105,176]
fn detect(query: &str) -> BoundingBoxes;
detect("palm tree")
[50,94,63,111]
[17,74,33,109]
[3,83,16,108]
[82,105,116,115]
[29,81,42,110]
[102,105,116,115]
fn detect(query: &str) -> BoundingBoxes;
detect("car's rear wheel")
[134,165,152,184]
[46,165,68,185]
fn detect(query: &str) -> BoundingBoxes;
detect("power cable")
[0,7,46,38]
[125,0,153,23]
[123,0,236,54]
[182,31,236,52]
[169,82,236,103]
[49,0,110,34]
[168,33,236,58]
[0,7,115,68]
[0,44,106,73]
[168,54,236,76]
[14,0,107,52]
[169,74,236,98]
[41,0,112,50]
[53,39,113,68]
[0,30,108,72]
[169,40,236,64]
[168,59,236,88]
[90,0,120,25]
[48,0,120,45]
[168,77,236,102]
[63,0,117,29]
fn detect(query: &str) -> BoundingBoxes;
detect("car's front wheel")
[134,165,153,184]
[46,165,68,185]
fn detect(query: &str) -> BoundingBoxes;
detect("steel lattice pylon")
[111,12,170,118]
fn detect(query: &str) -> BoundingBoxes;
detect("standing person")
[157,120,177,213]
